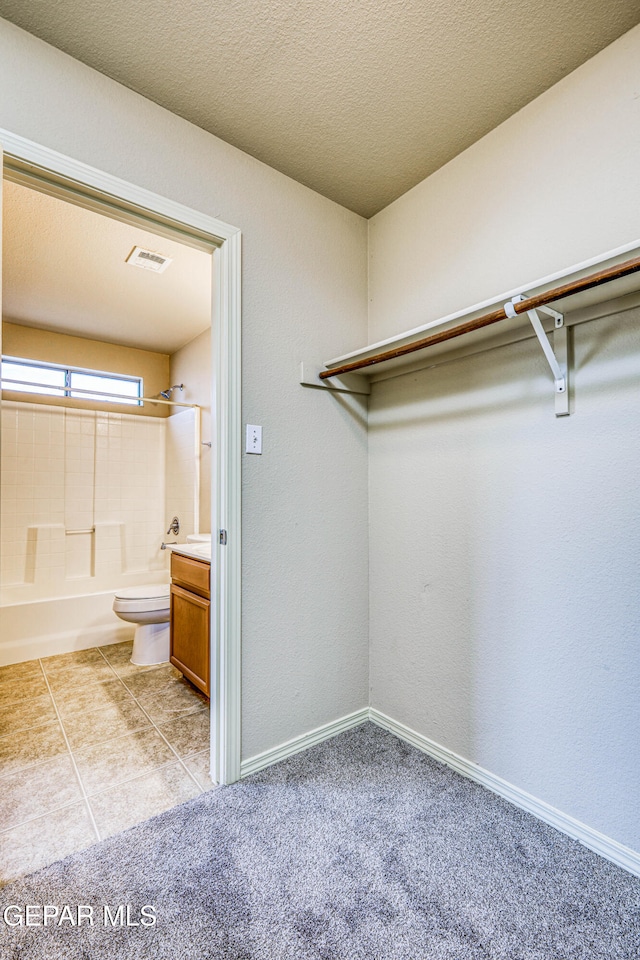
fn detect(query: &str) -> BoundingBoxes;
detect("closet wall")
[368,25,640,343]
[368,25,640,851]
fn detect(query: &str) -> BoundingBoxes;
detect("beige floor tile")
[0,802,97,886]
[183,749,217,791]
[100,639,178,682]
[98,639,134,664]
[89,762,200,839]
[136,677,208,723]
[104,661,163,681]
[0,755,83,829]
[0,720,69,778]
[0,660,43,685]
[159,707,210,758]
[120,663,184,699]
[74,726,176,796]
[0,693,57,736]
[62,698,152,750]
[53,676,131,720]
[41,648,104,671]
[98,643,161,680]
[44,660,117,691]
[0,673,49,706]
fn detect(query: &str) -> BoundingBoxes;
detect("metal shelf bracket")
[505,295,570,417]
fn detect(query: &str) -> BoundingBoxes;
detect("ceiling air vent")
[126,246,173,273]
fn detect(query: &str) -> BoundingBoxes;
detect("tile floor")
[0,640,215,885]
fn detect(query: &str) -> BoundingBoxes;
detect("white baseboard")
[369,708,640,879]
[240,707,369,778]
[238,705,639,878]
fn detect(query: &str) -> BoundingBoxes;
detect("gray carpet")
[1,723,638,959]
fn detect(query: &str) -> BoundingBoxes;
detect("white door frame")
[0,130,242,785]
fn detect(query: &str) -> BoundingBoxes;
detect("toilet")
[112,584,171,666]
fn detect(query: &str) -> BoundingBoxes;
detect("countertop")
[167,543,212,563]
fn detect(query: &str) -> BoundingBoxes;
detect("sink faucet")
[166,516,180,536]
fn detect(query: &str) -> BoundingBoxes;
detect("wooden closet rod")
[319,254,640,380]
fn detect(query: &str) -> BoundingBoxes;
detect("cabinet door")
[170,583,210,697]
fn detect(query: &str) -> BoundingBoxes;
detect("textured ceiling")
[0,2,639,217]
[2,180,212,354]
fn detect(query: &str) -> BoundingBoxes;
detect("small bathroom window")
[1,357,143,405]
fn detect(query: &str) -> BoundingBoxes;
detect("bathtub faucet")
[166,516,180,536]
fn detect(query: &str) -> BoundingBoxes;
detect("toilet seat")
[113,584,170,615]
[114,584,170,600]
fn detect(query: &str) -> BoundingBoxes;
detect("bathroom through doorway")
[0,134,242,881]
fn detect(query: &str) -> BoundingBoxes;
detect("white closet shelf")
[302,242,640,396]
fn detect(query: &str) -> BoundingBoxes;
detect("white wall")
[165,408,198,543]
[0,19,370,760]
[368,26,640,851]
[368,25,640,344]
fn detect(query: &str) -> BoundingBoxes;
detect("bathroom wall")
[169,327,212,533]
[2,320,170,418]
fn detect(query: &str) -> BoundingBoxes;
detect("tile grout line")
[96,645,207,792]
[42,715,209,798]
[0,747,76,782]
[116,663,207,791]
[77,753,206,803]
[0,659,61,783]
[4,653,206,787]
[0,657,60,738]
[2,646,208,836]
[0,796,91,836]
[130,695,206,793]
[0,717,63,746]
[40,655,102,843]
[0,715,210,814]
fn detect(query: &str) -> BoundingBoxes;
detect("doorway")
[0,133,241,849]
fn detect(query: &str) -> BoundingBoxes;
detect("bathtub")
[0,579,169,666]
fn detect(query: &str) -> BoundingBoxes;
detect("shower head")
[160,384,184,400]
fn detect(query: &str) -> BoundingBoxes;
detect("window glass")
[1,360,66,397]
[69,371,141,405]
[1,358,142,405]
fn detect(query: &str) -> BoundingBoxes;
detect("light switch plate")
[246,424,262,455]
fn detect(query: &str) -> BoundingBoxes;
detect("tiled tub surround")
[0,401,199,664]
[0,641,214,885]
[1,402,166,600]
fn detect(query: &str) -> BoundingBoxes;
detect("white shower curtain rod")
[0,377,199,408]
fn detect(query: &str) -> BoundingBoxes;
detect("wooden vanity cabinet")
[170,552,211,698]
